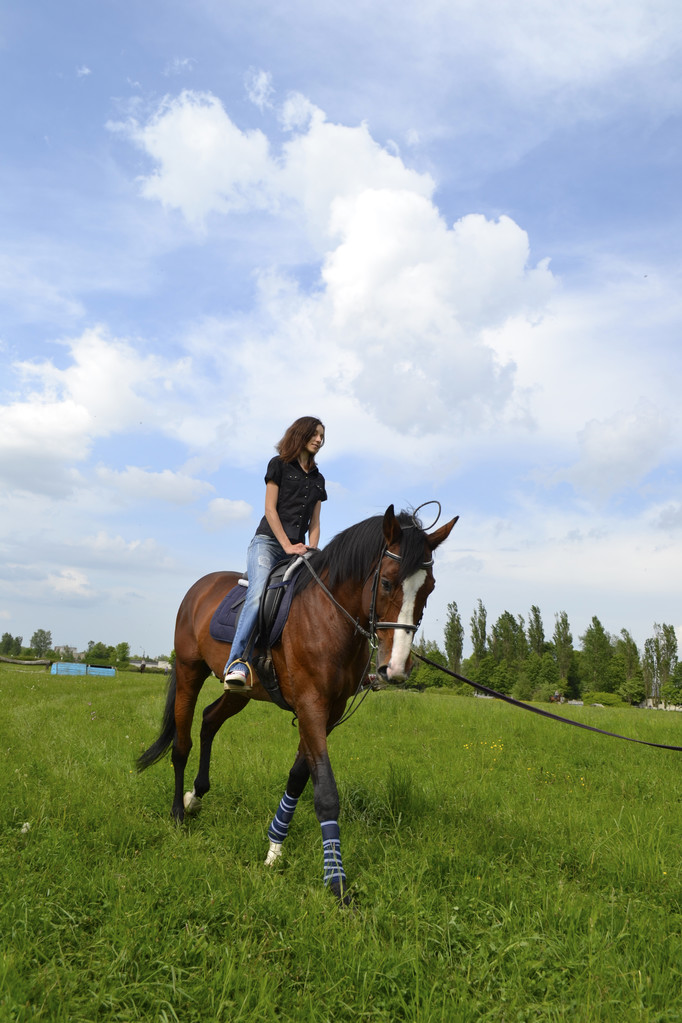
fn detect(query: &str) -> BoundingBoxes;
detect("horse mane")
[293,510,428,596]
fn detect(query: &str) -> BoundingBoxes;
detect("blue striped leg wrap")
[321,820,346,887]
[268,792,299,844]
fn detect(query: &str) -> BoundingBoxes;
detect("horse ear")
[427,515,458,550]
[382,505,403,546]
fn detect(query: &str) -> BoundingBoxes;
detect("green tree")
[580,616,613,692]
[662,661,682,705]
[411,637,448,688]
[114,642,131,666]
[643,623,678,701]
[490,660,514,695]
[552,611,573,683]
[472,653,495,689]
[30,629,52,658]
[443,601,464,673]
[470,599,488,664]
[513,652,542,700]
[533,651,561,701]
[490,611,527,667]
[1,633,14,655]
[527,605,546,656]
[87,641,115,664]
[613,630,644,704]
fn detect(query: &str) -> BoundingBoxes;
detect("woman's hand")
[284,542,309,556]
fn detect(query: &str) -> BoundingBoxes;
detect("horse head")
[374,505,458,683]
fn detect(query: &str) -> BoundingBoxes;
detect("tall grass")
[2,664,682,1021]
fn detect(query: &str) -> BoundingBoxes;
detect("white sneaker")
[223,662,250,690]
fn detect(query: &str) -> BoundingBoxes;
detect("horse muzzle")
[376,659,412,685]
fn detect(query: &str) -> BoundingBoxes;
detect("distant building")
[53,645,79,659]
[130,658,171,672]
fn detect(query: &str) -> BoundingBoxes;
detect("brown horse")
[137,505,457,901]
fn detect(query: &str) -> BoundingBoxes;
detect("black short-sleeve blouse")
[255,455,327,544]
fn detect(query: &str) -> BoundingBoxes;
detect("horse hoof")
[183,790,202,814]
[329,878,354,907]
[264,840,282,866]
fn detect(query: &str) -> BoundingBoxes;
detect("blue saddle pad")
[209,562,302,648]
[209,584,247,645]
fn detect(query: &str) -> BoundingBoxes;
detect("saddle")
[209,556,306,709]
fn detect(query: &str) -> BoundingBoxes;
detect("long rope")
[413,652,682,753]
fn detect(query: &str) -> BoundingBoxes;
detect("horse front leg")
[290,697,351,902]
[268,729,349,901]
[310,750,349,902]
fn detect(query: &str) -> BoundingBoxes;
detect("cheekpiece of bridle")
[368,543,433,640]
[368,501,441,639]
[300,501,441,646]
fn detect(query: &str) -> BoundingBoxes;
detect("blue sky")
[2,0,682,659]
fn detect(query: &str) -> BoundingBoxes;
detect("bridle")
[300,541,433,647]
[367,545,433,640]
[299,539,433,730]
[301,501,442,646]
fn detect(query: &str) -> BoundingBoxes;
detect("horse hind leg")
[184,690,250,814]
[170,659,210,823]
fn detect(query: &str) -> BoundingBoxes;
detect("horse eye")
[380,577,392,594]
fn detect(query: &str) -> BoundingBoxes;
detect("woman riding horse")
[223,415,326,690]
[137,504,457,902]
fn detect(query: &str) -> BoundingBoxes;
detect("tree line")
[0,631,133,667]
[6,604,679,706]
[412,601,681,705]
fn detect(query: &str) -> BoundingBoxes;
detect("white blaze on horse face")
[386,569,426,679]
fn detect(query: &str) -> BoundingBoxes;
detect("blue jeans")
[227,534,289,667]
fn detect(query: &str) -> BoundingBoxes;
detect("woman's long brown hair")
[276,416,325,464]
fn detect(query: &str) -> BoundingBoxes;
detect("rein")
[300,541,432,730]
[413,652,682,753]
[300,543,432,645]
[299,556,373,641]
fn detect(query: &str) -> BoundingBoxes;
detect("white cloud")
[0,252,85,323]
[117,90,433,240]
[47,568,93,597]
[76,66,91,78]
[0,396,91,496]
[427,496,682,653]
[555,399,672,500]
[362,0,682,117]
[655,504,682,530]
[245,68,274,110]
[119,91,275,225]
[118,90,554,441]
[75,532,174,570]
[279,114,435,248]
[96,466,214,504]
[15,326,185,434]
[464,0,679,94]
[0,327,192,495]
[201,497,253,531]
[280,91,319,131]
[164,57,196,77]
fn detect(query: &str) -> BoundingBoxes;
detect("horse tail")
[136,664,177,772]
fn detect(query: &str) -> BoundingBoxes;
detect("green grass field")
[2,663,682,1022]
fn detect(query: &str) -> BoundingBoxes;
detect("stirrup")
[223,659,254,693]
